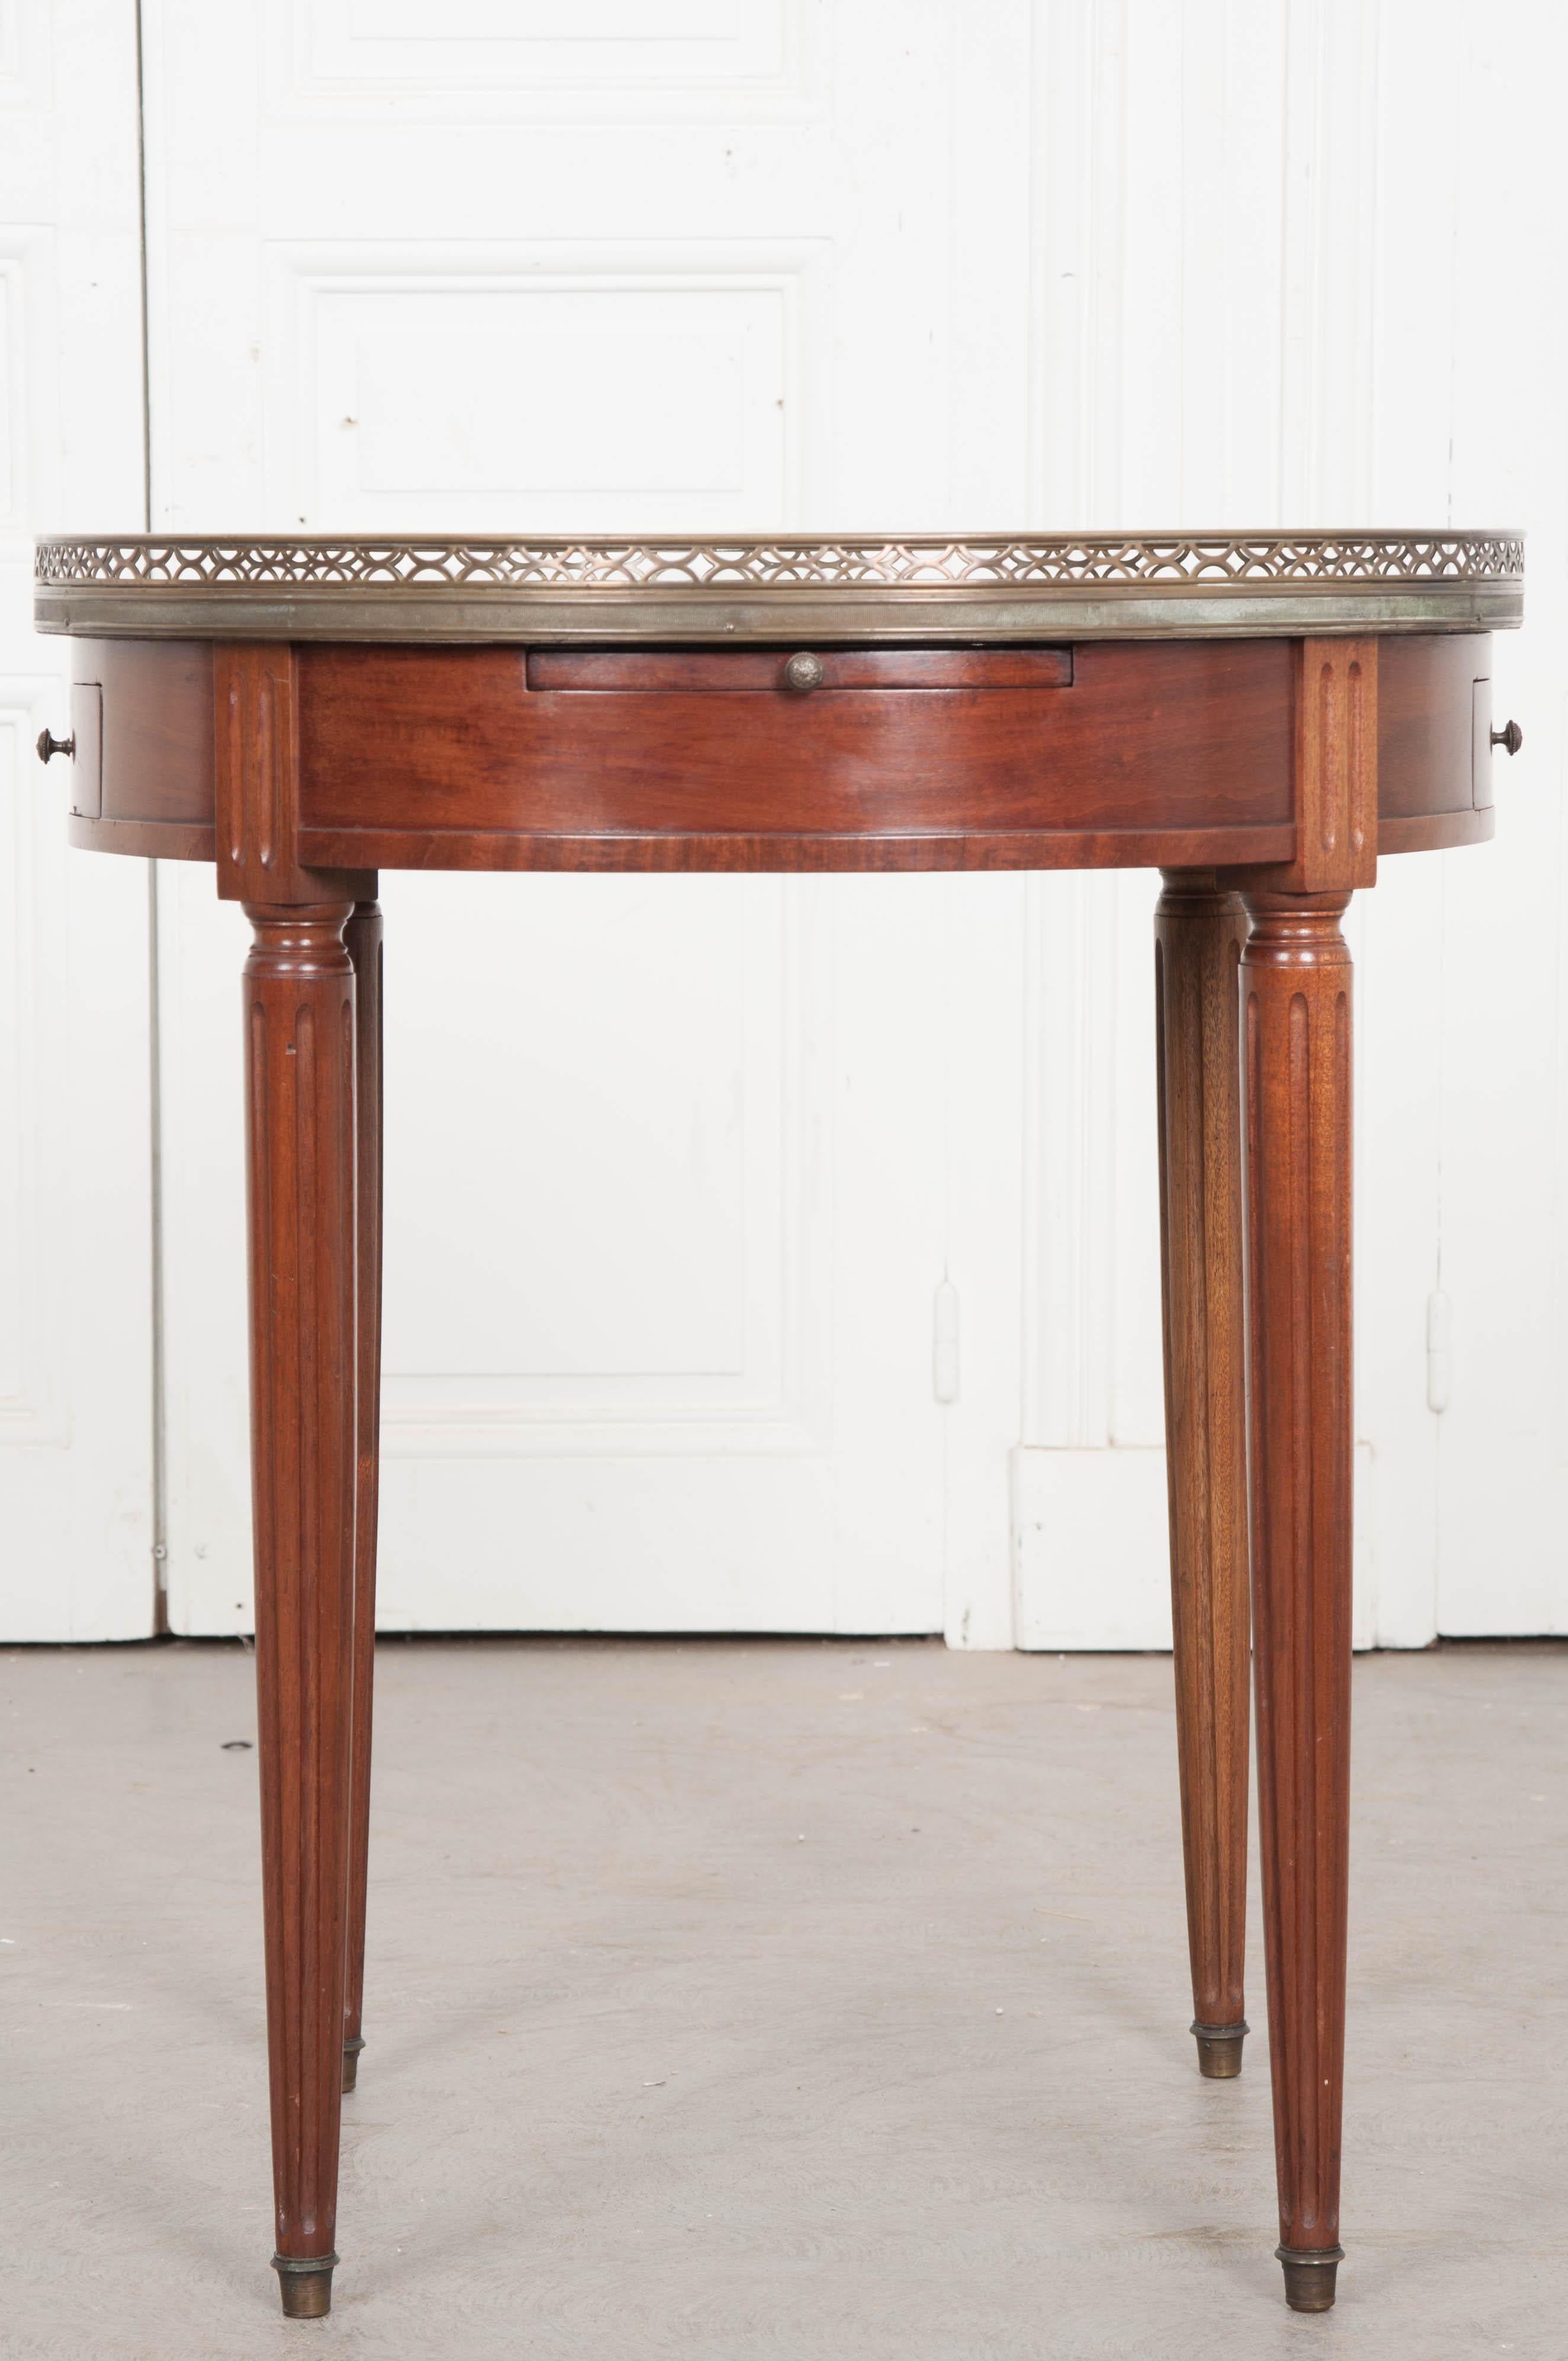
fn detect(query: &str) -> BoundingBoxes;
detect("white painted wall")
[0,1,155,1638]
[5,1,1566,1645]
[1010,0,1568,1648]
[147,0,1034,1649]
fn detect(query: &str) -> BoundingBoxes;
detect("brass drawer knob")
[1491,718,1523,755]
[783,651,825,693]
[36,726,75,763]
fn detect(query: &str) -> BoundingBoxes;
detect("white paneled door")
[148,0,1035,1642]
[1,2,153,1639]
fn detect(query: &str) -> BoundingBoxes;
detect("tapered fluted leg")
[341,899,383,2097]
[243,901,358,2320]
[1240,889,1354,2313]
[1154,873,1251,2081]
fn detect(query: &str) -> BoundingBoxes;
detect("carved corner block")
[1293,637,1377,893]
[1221,637,1378,898]
[214,644,303,902]
[214,643,373,904]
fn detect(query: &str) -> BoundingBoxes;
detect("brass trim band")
[34,530,1524,643]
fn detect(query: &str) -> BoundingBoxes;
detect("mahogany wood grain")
[1239,888,1355,2314]
[88,636,212,824]
[58,632,1498,871]
[294,639,1293,867]
[1154,873,1251,2082]
[215,645,371,905]
[1377,632,1498,853]
[525,645,1075,691]
[1378,633,1490,820]
[297,821,1298,874]
[243,901,360,2320]
[219,647,299,899]
[1241,640,1377,896]
[64,636,216,861]
[341,899,383,2100]
[1376,806,1493,856]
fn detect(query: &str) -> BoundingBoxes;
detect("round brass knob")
[36,727,75,764]
[783,651,825,693]
[1491,718,1523,756]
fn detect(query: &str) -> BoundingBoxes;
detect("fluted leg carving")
[1240,888,1354,2314]
[341,899,383,2097]
[243,900,358,2320]
[1154,872,1251,2082]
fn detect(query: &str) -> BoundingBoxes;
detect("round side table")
[34,528,1524,2315]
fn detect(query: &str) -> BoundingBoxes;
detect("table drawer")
[526,645,1074,693]
[293,637,1298,872]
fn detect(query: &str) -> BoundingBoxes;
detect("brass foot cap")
[1191,2019,1248,2079]
[273,2253,338,2319]
[1277,2245,1343,2312]
[342,2035,365,2095]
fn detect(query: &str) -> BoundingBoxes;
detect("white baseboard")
[1011,1443,1378,1651]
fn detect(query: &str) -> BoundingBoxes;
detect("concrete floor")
[1,1638,1563,2360]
